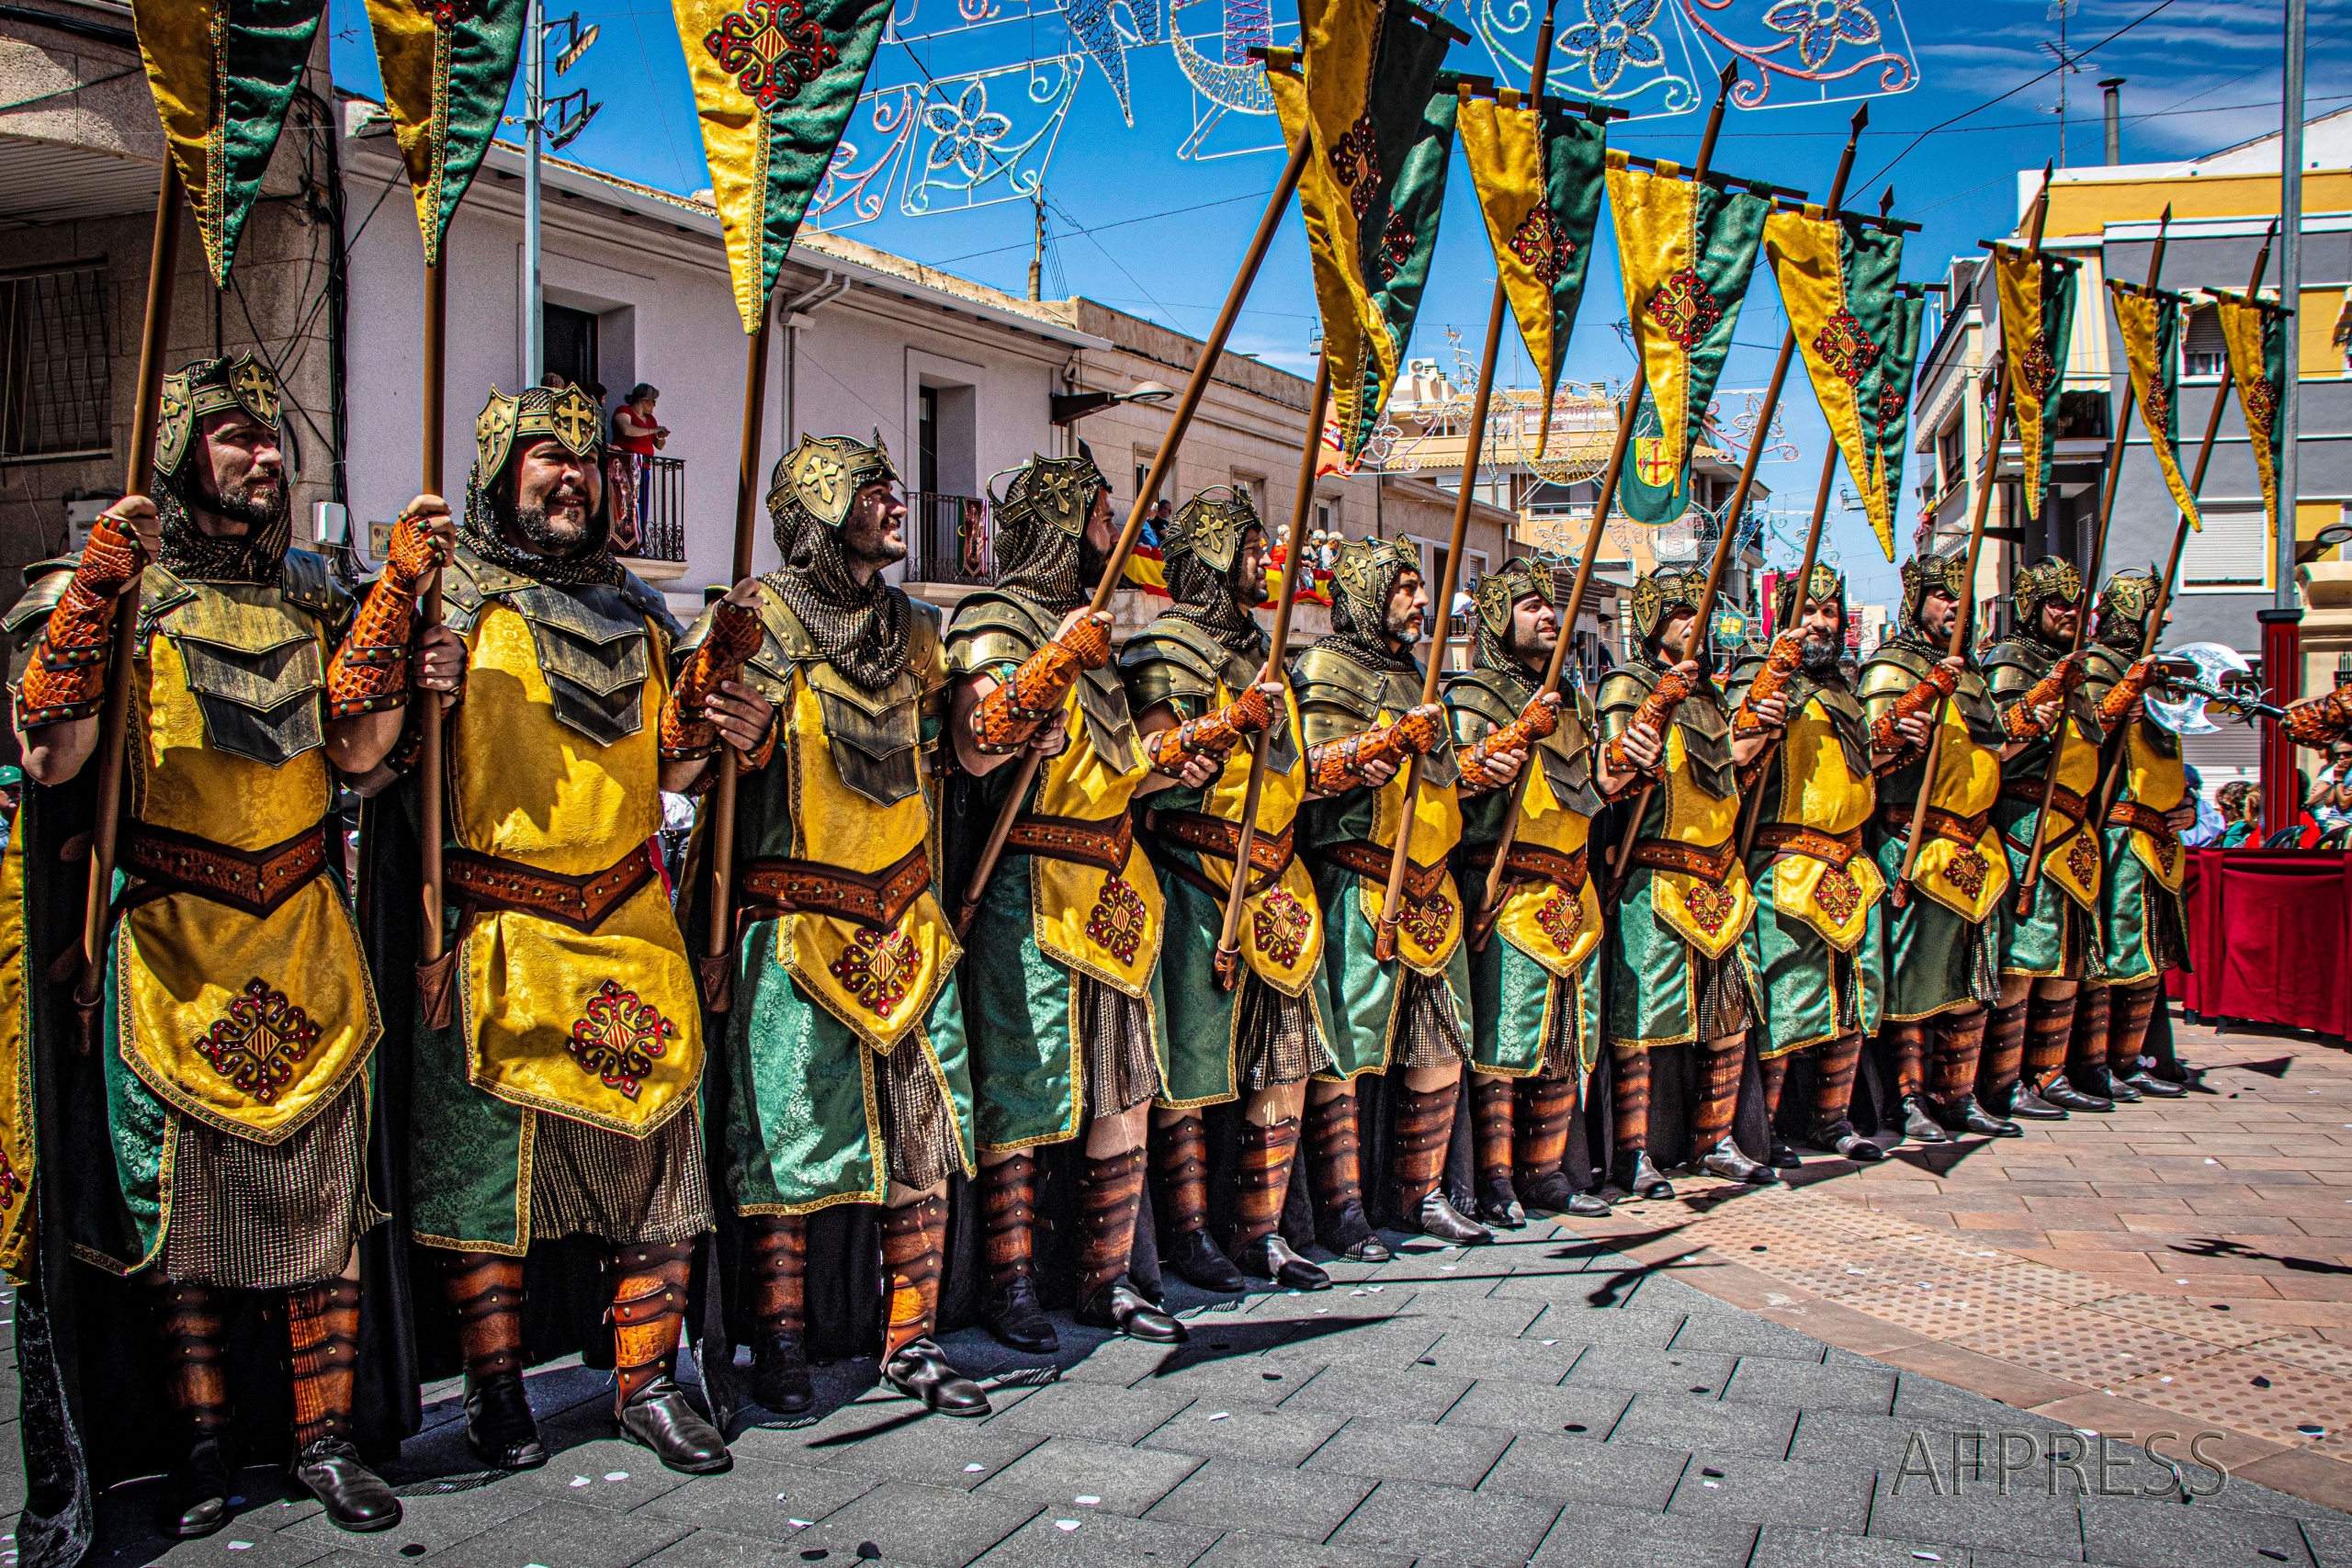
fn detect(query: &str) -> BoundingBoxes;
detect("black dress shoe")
[1768,1141,1804,1170]
[1162,1227,1246,1292]
[2123,1070,2187,1099]
[983,1276,1060,1353]
[1813,1123,1886,1163]
[1934,1094,2022,1138]
[2040,1077,2112,1113]
[1697,1137,1780,1185]
[1316,1199,1392,1263]
[1234,1235,1330,1291]
[1519,1170,1611,1217]
[1900,1094,1950,1144]
[2003,1084,2069,1120]
[1475,1176,1527,1230]
[617,1378,732,1474]
[290,1438,401,1532]
[1611,1150,1674,1200]
[156,1434,234,1539]
[882,1337,990,1416]
[2071,1065,2139,1103]
[1077,1278,1186,1343]
[751,1330,816,1416]
[464,1369,548,1470]
[1408,1190,1493,1244]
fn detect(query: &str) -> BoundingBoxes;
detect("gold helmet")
[1474,556,1556,642]
[474,382,605,480]
[771,432,899,532]
[1163,485,1260,573]
[1630,567,1704,642]
[1772,561,1847,636]
[2095,565,2162,653]
[1899,547,1968,636]
[992,446,1109,539]
[1329,536,1422,634]
[155,352,282,480]
[2009,555,2084,634]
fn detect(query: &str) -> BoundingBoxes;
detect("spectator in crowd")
[539,372,571,389]
[2215,782,2260,847]
[1141,497,1172,546]
[2179,764,2227,848]
[2311,738,2352,829]
[0,763,17,854]
[615,383,666,524]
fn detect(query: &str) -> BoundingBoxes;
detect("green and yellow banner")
[1458,88,1608,457]
[1764,206,1908,560]
[1992,244,2077,524]
[130,0,327,285]
[2111,283,2201,532]
[1870,283,1928,539]
[2213,289,2288,543]
[673,0,896,333]
[362,0,526,266]
[1605,152,1771,490]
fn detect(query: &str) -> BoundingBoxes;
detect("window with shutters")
[1,263,111,463]
[2180,502,2267,592]
[1938,420,1964,494]
[2183,306,2226,379]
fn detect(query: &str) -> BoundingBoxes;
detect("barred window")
[1,264,111,462]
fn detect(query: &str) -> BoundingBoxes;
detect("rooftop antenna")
[2042,0,2086,168]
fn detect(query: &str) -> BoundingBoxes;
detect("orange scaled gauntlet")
[1603,671,1691,777]
[1869,662,1960,757]
[2095,655,2164,727]
[660,599,768,765]
[1999,650,2088,741]
[971,619,1110,755]
[2284,688,2352,749]
[1306,703,1442,793]
[326,512,438,717]
[1731,634,1804,737]
[1143,684,1273,774]
[17,513,144,727]
[1460,694,1560,789]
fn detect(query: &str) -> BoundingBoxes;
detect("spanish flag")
[361,1,526,265]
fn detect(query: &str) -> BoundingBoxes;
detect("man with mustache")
[1294,536,1487,1255]
[401,384,756,1477]
[1726,566,1886,1168]
[8,354,458,1536]
[684,434,989,1418]
[949,448,1183,1351]
[1122,488,1325,1292]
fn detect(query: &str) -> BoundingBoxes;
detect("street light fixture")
[1051,379,1175,425]
[2296,520,2352,565]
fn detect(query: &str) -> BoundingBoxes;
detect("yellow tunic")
[1762,693,1883,953]
[2036,713,2106,910]
[448,603,700,1137]
[1191,680,1323,997]
[1358,716,1466,977]
[1027,672,1165,997]
[1903,688,2011,923]
[1650,725,1754,962]
[1492,755,1601,981]
[2120,721,2188,892]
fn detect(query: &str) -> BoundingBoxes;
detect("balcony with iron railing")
[614,454,686,572]
[905,491,992,586]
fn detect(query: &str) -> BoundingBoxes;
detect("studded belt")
[1750,822,1866,870]
[1313,839,1448,902]
[1462,840,1589,898]
[119,818,329,920]
[738,842,932,931]
[1999,776,2088,824]
[2105,799,2177,847]
[1003,810,1134,874]
[1142,808,1296,897]
[1877,800,1992,849]
[1625,836,1740,886]
[444,842,656,934]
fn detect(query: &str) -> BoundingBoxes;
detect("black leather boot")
[1518,1169,1611,1218]
[1476,1174,1528,1230]
[1234,1233,1330,1292]
[751,1329,816,1416]
[1407,1189,1493,1244]
[291,1438,401,1532]
[617,1378,731,1473]
[1900,1094,1950,1144]
[155,1434,235,1539]
[2038,1075,2112,1113]
[2001,1082,2069,1120]
[1767,1140,1804,1170]
[464,1369,548,1470]
[2122,1069,2186,1099]
[1162,1226,1246,1293]
[1811,1122,1886,1163]
[1697,1137,1781,1185]
[983,1275,1059,1354]
[1935,1093,2022,1138]
[1076,1278,1185,1344]
[1611,1149,1674,1200]
[883,1337,990,1417]
[2075,1065,2141,1103]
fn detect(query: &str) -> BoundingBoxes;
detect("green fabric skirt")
[1468,925,1600,1077]
[2096,827,2187,986]
[1605,870,1759,1049]
[1309,860,1469,1080]
[1151,868,1329,1107]
[718,916,975,1213]
[1991,801,2098,981]
[962,852,1168,1152]
[1869,828,1997,1021]
[1739,859,1883,1056]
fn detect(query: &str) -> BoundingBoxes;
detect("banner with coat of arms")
[2110,282,2201,533]
[361,0,527,265]
[2212,288,2288,543]
[1991,243,2077,524]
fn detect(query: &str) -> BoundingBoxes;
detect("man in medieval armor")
[947,448,1184,1349]
[1982,557,2108,1120]
[682,434,988,1416]
[1122,487,1331,1292]
[403,383,744,1476]
[1446,558,1613,1224]
[1860,548,2019,1142]
[1294,536,1487,1254]
[7,354,458,1535]
[1725,566,1887,1168]
[1598,567,1777,1195]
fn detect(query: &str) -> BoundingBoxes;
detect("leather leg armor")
[1810,1034,1864,1134]
[1152,1113,1241,1291]
[2067,986,2111,1082]
[2110,986,2159,1075]
[1884,1021,1929,1101]
[607,1240,695,1413]
[742,1213,813,1416]
[1306,1092,1387,1262]
[2023,989,2078,1093]
[153,1276,231,1439]
[880,1196,948,1359]
[978,1153,1039,1299]
[1979,998,2029,1102]
[1392,1079,1459,1217]
[1075,1148,1147,1304]
[1611,1044,1651,1156]
[1691,1040,1744,1152]
[1930,1009,1989,1103]
[445,1251,527,1379]
[287,1278,362,1450]
[1469,1073,1523,1228]
[1512,1076,1577,1189]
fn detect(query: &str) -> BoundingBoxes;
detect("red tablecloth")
[2170,848,2352,1035]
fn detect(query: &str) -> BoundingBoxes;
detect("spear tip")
[1880,184,1895,216]
[1718,60,1738,93]
[1850,102,1869,132]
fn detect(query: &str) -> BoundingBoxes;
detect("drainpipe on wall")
[778,270,850,446]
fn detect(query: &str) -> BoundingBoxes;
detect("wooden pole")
[696,306,775,1012]
[1370,0,1566,962]
[76,159,184,1018]
[2013,207,2170,913]
[1212,359,1331,987]
[1734,434,1842,858]
[1894,165,2056,897]
[1468,62,1742,944]
[1602,112,1867,897]
[415,257,451,1002]
[954,128,1314,939]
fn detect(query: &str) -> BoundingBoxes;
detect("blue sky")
[325,0,2351,607]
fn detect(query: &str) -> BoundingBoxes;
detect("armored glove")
[1869,661,1961,760]
[970,616,1112,755]
[17,511,144,727]
[1999,650,2089,741]
[1306,703,1444,794]
[1143,683,1275,774]
[660,599,774,769]
[1460,694,1560,790]
[1731,633,1804,737]
[326,510,439,717]
[1603,670,1692,778]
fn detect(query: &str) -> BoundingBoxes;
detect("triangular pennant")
[1867,283,1928,544]
[1458,87,1608,456]
[362,0,527,267]
[2213,290,2288,544]
[1606,152,1771,490]
[2111,284,2201,532]
[1765,207,1907,560]
[673,0,897,333]
[1992,244,2077,524]
[130,0,328,286]
[1340,62,1460,460]
[1618,394,1694,525]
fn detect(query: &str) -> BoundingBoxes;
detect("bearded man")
[402,384,754,1476]
[2075,567,2190,1104]
[7,354,458,1535]
[1294,537,1486,1255]
[1983,558,2107,1120]
[1446,559,1616,1224]
[948,449,1182,1350]
[1122,489,1328,1292]
[684,434,986,1418]
[1598,569,1777,1196]
[1726,567,1885,1168]
[1860,549,2019,1142]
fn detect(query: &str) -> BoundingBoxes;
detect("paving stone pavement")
[24,1011,2352,1565]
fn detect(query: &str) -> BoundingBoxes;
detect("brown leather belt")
[1877,800,1992,849]
[1003,810,1134,874]
[1751,822,1865,870]
[738,842,931,931]
[2000,776,2087,823]
[120,819,329,920]
[445,843,656,934]
[2106,799,2178,846]
[1626,835,1740,886]
[1463,840,1590,898]
[1142,810,1296,900]
[1314,839,1448,902]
